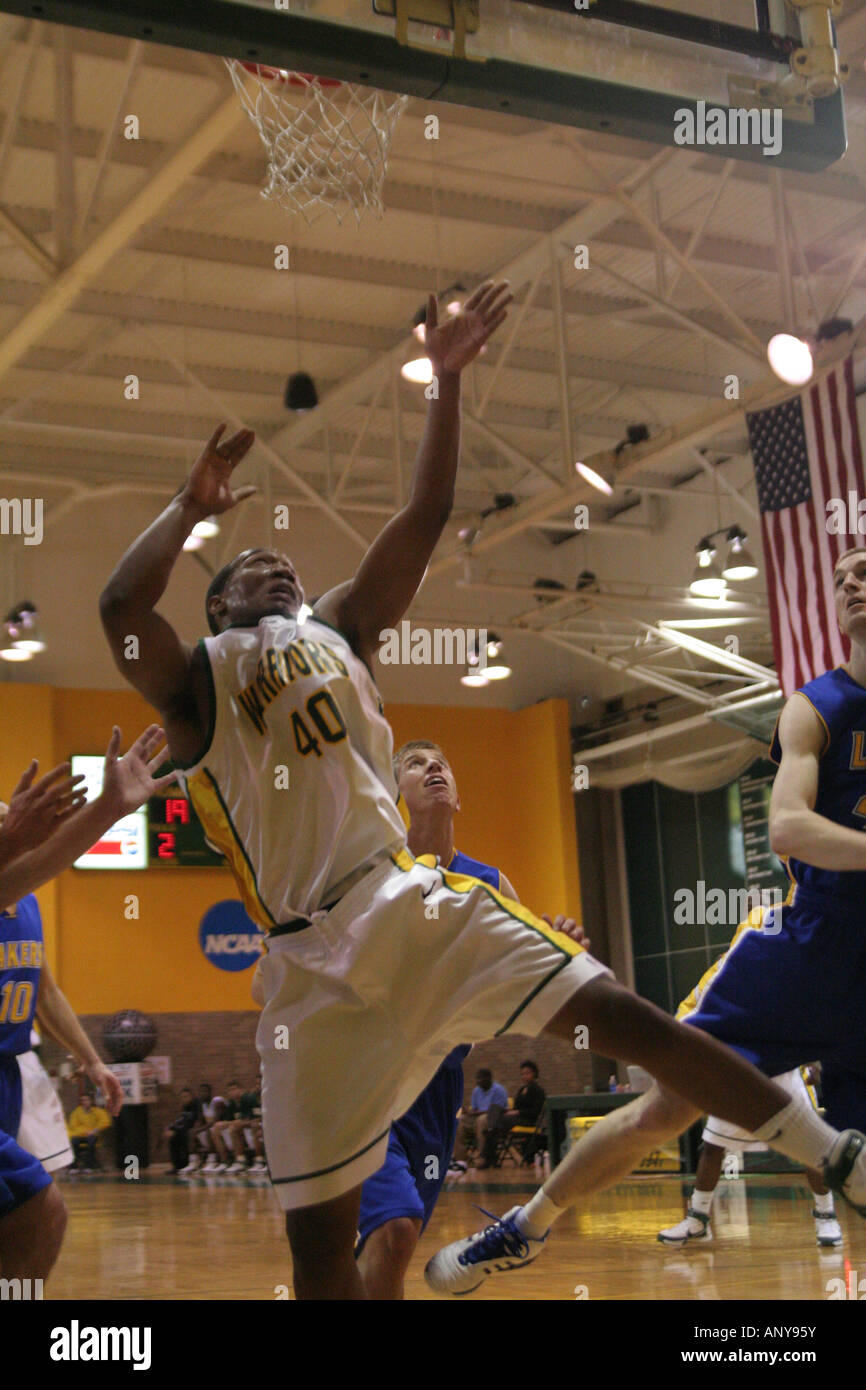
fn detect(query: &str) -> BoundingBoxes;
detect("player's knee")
[285,1203,357,1266]
[636,1084,696,1138]
[381,1217,420,1266]
[46,1184,68,1255]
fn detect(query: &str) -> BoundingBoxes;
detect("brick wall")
[42,1014,598,1166]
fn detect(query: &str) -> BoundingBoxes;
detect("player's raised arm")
[0,760,87,867]
[99,425,257,748]
[0,726,177,910]
[318,282,512,666]
[769,693,866,870]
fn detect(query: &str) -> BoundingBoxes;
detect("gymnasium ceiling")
[1,6,866,776]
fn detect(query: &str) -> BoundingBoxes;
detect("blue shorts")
[680,889,866,1129]
[356,1049,465,1253]
[0,1055,51,1216]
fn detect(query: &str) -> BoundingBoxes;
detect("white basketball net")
[226,62,409,226]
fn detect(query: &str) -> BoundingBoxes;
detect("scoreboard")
[72,756,225,869]
[147,765,224,867]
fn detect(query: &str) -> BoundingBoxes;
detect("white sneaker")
[178,1157,201,1174]
[657,1209,713,1247]
[813,1210,843,1247]
[249,1159,267,1172]
[226,1161,247,1174]
[822,1129,866,1215]
[425,1206,547,1297]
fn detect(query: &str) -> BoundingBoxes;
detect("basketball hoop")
[225,62,409,226]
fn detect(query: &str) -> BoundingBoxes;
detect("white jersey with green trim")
[183,614,406,928]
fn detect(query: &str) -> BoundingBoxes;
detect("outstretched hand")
[182,424,258,517]
[424,281,512,376]
[0,761,87,862]
[99,725,179,818]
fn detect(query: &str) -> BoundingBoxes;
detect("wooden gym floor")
[45,1169,864,1301]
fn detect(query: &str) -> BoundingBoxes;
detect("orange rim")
[238,63,343,88]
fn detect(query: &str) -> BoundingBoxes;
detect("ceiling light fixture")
[722,526,759,581]
[576,461,614,496]
[401,357,433,385]
[689,539,726,599]
[191,516,220,541]
[5,601,46,654]
[767,332,813,386]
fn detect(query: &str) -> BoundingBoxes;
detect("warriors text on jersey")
[0,894,43,1057]
[183,614,407,926]
[770,666,866,902]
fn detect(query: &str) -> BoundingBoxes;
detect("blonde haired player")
[101,286,866,1301]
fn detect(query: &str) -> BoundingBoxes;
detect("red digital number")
[165,798,190,824]
[157,831,176,860]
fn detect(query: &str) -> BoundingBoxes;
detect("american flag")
[746,355,865,695]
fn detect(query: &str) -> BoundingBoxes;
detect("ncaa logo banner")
[199,901,264,972]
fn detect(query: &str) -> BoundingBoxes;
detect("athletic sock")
[690,1188,714,1217]
[751,1097,838,1171]
[514,1187,564,1239]
[813,1190,835,1215]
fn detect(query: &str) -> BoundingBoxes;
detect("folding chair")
[494,1115,546,1168]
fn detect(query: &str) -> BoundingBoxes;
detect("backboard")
[2,0,847,170]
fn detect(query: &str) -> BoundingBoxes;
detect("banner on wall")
[198,901,264,972]
[737,764,789,901]
[108,1061,160,1104]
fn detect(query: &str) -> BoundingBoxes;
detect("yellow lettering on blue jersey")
[851,731,866,770]
[0,939,41,970]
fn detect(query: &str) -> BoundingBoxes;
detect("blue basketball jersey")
[0,895,44,1058]
[770,666,866,902]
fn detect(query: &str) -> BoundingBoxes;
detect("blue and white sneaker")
[823,1131,866,1217]
[424,1206,548,1297]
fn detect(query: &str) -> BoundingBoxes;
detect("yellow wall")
[0,685,580,1013]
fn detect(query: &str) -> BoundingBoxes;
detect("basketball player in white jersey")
[100,283,866,1300]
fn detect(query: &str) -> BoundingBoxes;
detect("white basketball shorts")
[16,1051,73,1173]
[257,850,609,1210]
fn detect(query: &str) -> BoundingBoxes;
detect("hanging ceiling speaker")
[285,372,319,411]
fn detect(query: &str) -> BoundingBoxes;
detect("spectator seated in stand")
[165,1087,203,1175]
[450,1068,508,1171]
[210,1080,267,1172]
[501,1061,547,1163]
[67,1092,112,1172]
[181,1083,226,1172]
